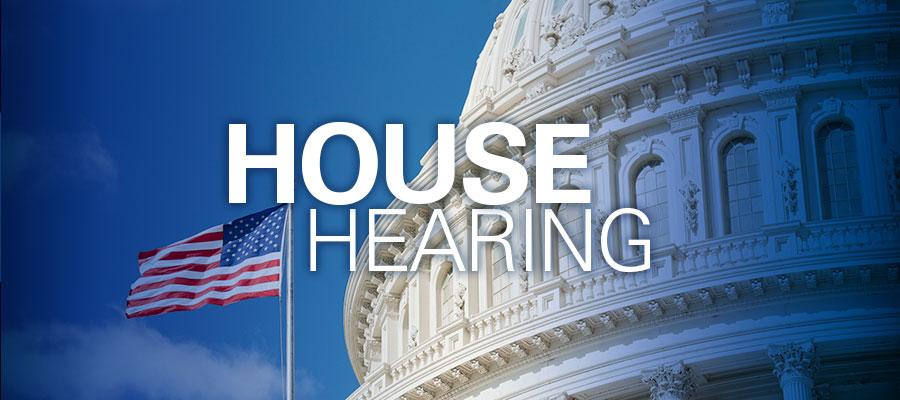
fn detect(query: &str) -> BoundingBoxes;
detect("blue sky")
[1,0,509,398]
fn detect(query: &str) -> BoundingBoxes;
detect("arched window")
[722,136,763,234]
[556,203,586,279]
[816,121,861,219]
[439,269,454,327]
[513,12,528,47]
[490,243,513,306]
[634,159,669,246]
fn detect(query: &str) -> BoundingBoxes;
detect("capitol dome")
[345,0,900,399]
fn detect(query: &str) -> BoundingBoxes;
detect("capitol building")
[343,0,900,399]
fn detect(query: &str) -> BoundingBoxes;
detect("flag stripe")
[126,280,281,315]
[131,253,281,289]
[125,289,281,319]
[126,273,281,307]
[140,261,222,277]
[129,260,281,296]
[139,253,223,274]
[137,226,224,261]
[138,234,224,264]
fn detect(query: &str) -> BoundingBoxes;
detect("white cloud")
[297,368,323,398]
[5,131,118,187]
[2,322,282,400]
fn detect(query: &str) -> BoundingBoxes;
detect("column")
[641,361,696,400]
[767,340,818,400]
[666,106,708,244]
[759,86,805,223]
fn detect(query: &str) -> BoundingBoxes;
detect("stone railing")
[368,216,900,393]
[798,217,900,254]
[466,296,539,342]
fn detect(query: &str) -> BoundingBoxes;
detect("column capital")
[759,86,801,110]
[641,361,696,400]
[767,340,819,387]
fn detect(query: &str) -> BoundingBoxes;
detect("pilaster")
[666,106,708,244]
[759,86,806,223]
[580,133,620,261]
[862,76,900,213]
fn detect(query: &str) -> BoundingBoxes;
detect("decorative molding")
[777,161,800,218]
[580,134,618,160]
[762,0,793,26]
[839,43,853,73]
[804,48,818,77]
[641,82,660,112]
[716,112,757,132]
[669,20,705,48]
[516,243,529,292]
[736,58,752,88]
[641,361,696,400]
[612,93,629,121]
[583,104,601,132]
[454,283,467,320]
[414,386,434,400]
[501,48,535,81]
[861,75,900,98]
[449,368,469,384]
[530,335,549,351]
[703,65,720,95]
[767,340,819,388]
[769,52,785,82]
[811,96,844,124]
[431,378,450,393]
[575,319,593,336]
[477,85,496,102]
[595,47,626,68]
[759,86,800,110]
[541,13,586,50]
[680,180,701,235]
[526,80,555,101]
[672,74,689,103]
[666,106,705,132]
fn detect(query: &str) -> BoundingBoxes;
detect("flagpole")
[285,203,295,400]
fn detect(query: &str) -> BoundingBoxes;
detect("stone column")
[767,340,819,400]
[641,361,696,400]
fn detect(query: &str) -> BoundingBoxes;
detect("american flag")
[126,205,288,318]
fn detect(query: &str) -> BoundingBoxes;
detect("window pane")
[491,244,512,305]
[817,122,861,219]
[722,137,763,234]
[634,160,669,246]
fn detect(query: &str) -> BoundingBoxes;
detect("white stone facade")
[344,0,900,399]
